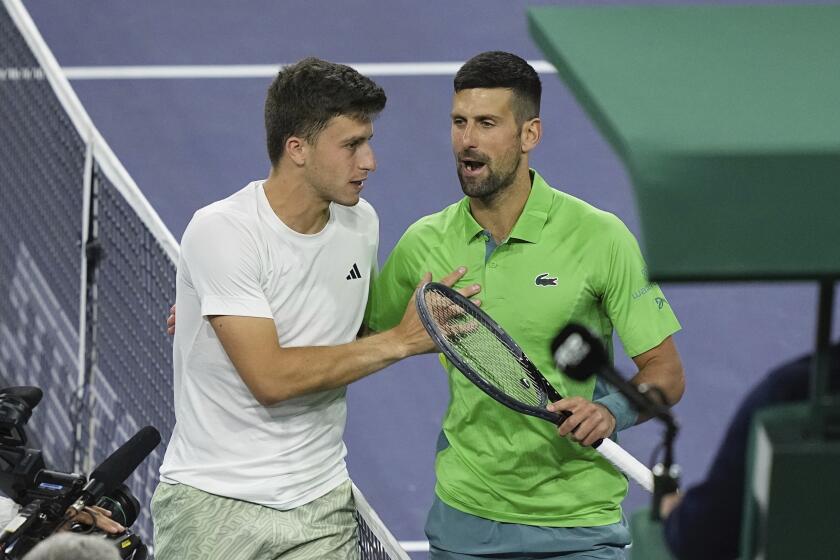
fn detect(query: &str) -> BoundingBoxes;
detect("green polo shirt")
[368,170,680,527]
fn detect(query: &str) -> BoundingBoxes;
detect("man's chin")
[457,173,482,196]
[459,178,491,198]
[334,195,361,207]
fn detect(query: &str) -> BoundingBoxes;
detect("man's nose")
[359,143,376,172]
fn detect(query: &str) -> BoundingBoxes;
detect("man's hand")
[166,304,176,336]
[547,396,616,447]
[60,505,125,534]
[391,267,480,357]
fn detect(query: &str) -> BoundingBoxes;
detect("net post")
[809,280,838,437]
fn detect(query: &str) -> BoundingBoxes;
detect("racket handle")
[593,438,654,493]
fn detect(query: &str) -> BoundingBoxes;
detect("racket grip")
[593,438,654,493]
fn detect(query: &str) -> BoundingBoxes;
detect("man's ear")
[285,135,307,166]
[521,117,541,154]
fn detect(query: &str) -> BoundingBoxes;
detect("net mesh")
[421,284,549,409]
[74,164,178,541]
[0,1,409,558]
[353,484,411,559]
[0,5,83,473]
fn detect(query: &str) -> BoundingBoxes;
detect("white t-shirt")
[159,180,378,509]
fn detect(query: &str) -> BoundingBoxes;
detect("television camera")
[0,386,160,559]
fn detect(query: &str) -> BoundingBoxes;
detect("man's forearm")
[249,329,410,405]
[629,365,685,424]
[210,267,478,406]
[628,336,685,424]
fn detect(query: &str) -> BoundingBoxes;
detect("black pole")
[810,280,836,437]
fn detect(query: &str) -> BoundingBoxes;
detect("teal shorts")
[425,495,630,560]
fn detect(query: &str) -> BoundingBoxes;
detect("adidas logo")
[346,263,362,280]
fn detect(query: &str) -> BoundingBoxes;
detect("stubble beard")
[457,150,521,203]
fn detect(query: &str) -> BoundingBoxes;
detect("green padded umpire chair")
[528,5,840,559]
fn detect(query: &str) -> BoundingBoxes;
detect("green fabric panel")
[528,5,840,280]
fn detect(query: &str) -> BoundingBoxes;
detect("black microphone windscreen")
[550,324,610,381]
[0,386,43,409]
[90,426,161,494]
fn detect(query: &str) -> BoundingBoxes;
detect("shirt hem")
[159,469,349,511]
[200,295,273,318]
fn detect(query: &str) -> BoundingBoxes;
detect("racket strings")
[424,289,547,408]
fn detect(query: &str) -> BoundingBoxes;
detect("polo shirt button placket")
[486,260,505,300]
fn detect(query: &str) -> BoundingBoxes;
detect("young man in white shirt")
[152,57,478,560]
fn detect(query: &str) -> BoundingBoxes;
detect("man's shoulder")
[532,171,611,226]
[203,180,260,215]
[548,188,630,242]
[546,184,612,222]
[184,182,262,242]
[400,199,463,242]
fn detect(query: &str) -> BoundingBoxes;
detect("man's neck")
[469,165,532,243]
[263,166,330,235]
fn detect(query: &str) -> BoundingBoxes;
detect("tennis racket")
[415,281,654,493]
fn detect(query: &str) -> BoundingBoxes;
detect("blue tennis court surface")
[21,0,840,556]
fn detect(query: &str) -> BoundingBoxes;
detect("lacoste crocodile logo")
[535,273,558,287]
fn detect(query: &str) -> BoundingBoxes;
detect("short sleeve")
[600,216,681,357]
[181,210,273,319]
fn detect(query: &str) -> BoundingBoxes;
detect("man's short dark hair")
[265,57,387,165]
[454,51,541,124]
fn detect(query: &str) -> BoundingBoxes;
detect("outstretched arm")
[212,268,480,406]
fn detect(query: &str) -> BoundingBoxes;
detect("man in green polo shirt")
[368,52,685,559]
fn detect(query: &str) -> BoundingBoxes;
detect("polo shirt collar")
[459,168,553,244]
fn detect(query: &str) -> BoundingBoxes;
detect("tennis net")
[0,1,409,558]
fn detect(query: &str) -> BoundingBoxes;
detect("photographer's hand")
[59,505,125,535]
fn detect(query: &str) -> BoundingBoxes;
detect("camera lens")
[95,484,141,527]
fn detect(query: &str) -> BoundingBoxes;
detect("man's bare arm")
[630,335,685,418]
[212,268,479,406]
